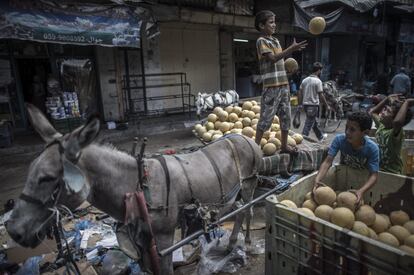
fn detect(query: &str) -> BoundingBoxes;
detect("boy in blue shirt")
[313,111,380,204]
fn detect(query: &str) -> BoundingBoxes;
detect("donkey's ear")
[63,116,100,162]
[26,103,62,143]
[78,116,100,148]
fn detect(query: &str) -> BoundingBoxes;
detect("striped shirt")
[256,36,288,88]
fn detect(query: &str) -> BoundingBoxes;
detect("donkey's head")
[6,104,100,247]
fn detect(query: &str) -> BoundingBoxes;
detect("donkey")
[6,104,262,274]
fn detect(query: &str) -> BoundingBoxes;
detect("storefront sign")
[0,1,141,47]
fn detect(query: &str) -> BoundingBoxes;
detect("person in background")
[390,67,411,96]
[369,94,413,174]
[254,10,307,154]
[298,62,329,142]
[313,112,379,204]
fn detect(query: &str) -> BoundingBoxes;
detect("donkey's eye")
[38,176,56,185]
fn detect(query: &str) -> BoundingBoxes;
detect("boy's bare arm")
[263,38,307,63]
[393,98,414,131]
[313,155,334,192]
[369,95,388,116]
[355,172,378,204]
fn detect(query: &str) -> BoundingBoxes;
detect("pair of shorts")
[257,85,291,132]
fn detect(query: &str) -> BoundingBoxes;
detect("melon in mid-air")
[284,57,298,73]
[309,16,326,35]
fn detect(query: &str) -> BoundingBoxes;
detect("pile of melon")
[193,101,303,156]
[280,186,414,255]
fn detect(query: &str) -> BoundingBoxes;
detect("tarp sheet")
[0,1,142,47]
[297,0,380,13]
[293,0,387,36]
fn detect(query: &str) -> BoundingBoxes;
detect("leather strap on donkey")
[154,155,171,215]
[200,149,226,203]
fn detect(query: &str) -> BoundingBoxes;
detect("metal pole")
[159,184,286,257]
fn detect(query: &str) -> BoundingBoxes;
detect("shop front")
[0,0,143,136]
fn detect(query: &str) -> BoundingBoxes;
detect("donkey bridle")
[19,139,66,208]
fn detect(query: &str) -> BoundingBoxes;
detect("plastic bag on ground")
[197,229,247,275]
[16,256,43,275]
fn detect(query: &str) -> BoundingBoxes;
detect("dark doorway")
[16,58,51,114]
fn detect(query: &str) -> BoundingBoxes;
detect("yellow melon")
[372,214,389,233]
[218,111,229,122]
[404,220,414,234]
[271,124,280,132]
[368,227,378,240]
[241,110,249,118]
[263,143,277,156]
[251,105,261,114]
[287,136,297,147]
[228,122,234,129]
[251,100,258,106]
[352,221,370,237]
[263,131,271,139]
[212,134,223,141]
[404,235,414,248]
[305,192,312,201]
[252,124,257,130]
[230,128,242,134]
[390,210,410,226]
[213,107,223,115]
[284,57,299,73]
[355,205,376,226]
[260,138,267,148]
[197,126,207,136]
[242,117,251,127]
[314,186,336,206]
[228,113,239,123]
[195,123,202,131]
[224,105,233,114]
[400,245,414,255]
[251,118,259,125]
[205,121,214,131]
[302,199,317,212]
[378,232,399,247]
[273,116,280,124]
[280,200,297,209]
[292,134,303,144]
[388,225,411,244]
[208,113,218,123]
[214,121,222,130]
[255,113,260,119]
[309,16,326,35]
[241,127,254,138]
[298,207,315,216]
[232,106,242,116]
[242,101,253,110]
[314,205,333,221]
[267,137,281,149]
[275,131,282,140]
[331,207,355,229]
[219,122,230,133]
[336,191,358,212]
[202,132,212,142]
[234,121,243,129]
[380,214,391,229]
[246,111,255,120]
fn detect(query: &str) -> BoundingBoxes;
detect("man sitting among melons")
[313,111,380,204]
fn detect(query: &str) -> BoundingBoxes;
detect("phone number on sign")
[43,33,101,43]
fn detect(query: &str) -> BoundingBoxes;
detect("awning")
[297,0,380,13]
[0,1,143,47]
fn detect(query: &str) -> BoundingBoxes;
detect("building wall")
[158,22,220,95]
